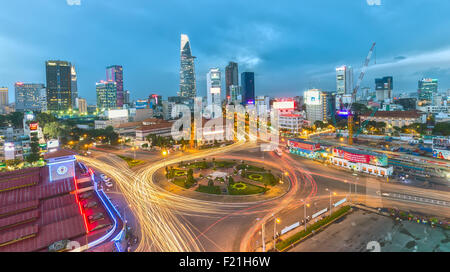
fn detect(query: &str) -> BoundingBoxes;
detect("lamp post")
[162,150,168,167]
[302,200,310,232]
[273,216,280,251]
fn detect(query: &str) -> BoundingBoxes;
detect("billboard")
[4,142,15,160]
[433,149,450,160]
[29,122,38,131]
[333,148,388,166]
[210,87,221,94]
[108,109,128,119]
[47,140,60,149]
[304,90,321,105]
[273,101,295,110]
[136,100,148,109]
[288,139,320,151]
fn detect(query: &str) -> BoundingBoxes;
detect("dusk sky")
[2,0,450,104]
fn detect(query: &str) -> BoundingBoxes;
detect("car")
[104,181,114,188]
[103,177,111,182]
[100,174,106,179]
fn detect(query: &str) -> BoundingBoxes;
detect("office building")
[96,80,117,110]
[229,85,241,105]
[14,83,45,112]
[71,65,78,108]
[206,68,222,117]
[77,98,87,115]
[0,87,8,112]
[304,89,328,123]
[418,78,438,105]
[106,65,124,107]
[46,60,72,112]
[179,34,196,99]
[336,65,353,95]
[225,62,238,98]
[40,89,47,112]
[375,76,393,102]
[124,90,130,106]
[241,72,255,105]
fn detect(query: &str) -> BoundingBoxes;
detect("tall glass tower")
[46,60,72,112]
[179,34,196,99]
[106,65,124,107]
[225,62,239,98]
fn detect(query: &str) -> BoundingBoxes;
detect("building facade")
[375,76,393,102]
[14,83,45,112]
[0,87,8,113]
[46,60,72,112]
[106,65,124,107]
[96,81,117,110]
[179,34,196,99]
[71,65,78,109]
[418,78,438,105]
[206,68,222,117]
[225,62,238,98]
[241,72,255,105]
[305,89,328,123]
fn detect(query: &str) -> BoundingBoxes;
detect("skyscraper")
[179,34,196,99]
[96,81,117,110]
[15,83,45,112]
[46,60,72,112]
[375,76,393,102]
[124,90,130,106]
[241,72,255,105]
[336,65,353,95]
[0,87,8,109]
[71,65,78,108]
[106,65,124,107]
[418,78,438,105]
[206,68,222,118]
[225,62,238,98]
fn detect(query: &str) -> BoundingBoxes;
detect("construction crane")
[337,42,376,145]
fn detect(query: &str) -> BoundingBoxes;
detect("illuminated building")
[106,65,124,107]
[418,78,438,105]
[0,87,8,113]
[336,65,353,95]
[225,62,238,98]
[14,83,45,112]
[241,72,255,105]
[71,65,78,108]
[375,76,393,102]
[77,98,87,115]
[206,68,222,118]
[304,89,328,123]
[96,80,117,111]
[179,34,197,99]
[46,60,72,112]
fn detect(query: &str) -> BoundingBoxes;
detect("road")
[78,142,450,252]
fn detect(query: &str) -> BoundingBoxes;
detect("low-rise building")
[360,110,426,128]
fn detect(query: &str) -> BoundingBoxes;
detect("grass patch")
[237,164,266,172]
[228,181,267,195]
[213,160,236,168]
[245,172,277,186]
[196,185,222,195]
[117,155,145,168]
[275,205,352,251]
[185,161,211,169]
[172,177,196,189]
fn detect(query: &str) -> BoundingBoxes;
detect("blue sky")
[1,0,450,104]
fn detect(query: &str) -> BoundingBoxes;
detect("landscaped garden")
[166,159,280,196]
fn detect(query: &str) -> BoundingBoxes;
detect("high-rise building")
[40,88,47,112]
[106,65,124,107]
[418,78,438,105]
[0,87,8,110]
[46,60,72,112]
[71,65,78,108]
[206,68,222,113]
[241,72,255,105]
[179,34,196,99]
[96,80,117,110]
[304,89,328,123]
[375,76,393,102]
[225,62,239,98]
[14,83,45,112]
[124,90,130,106]
[77,98,87,115]
[229,85,242,105]
[336,65,353,95]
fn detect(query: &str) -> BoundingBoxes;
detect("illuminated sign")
[246,100,255,105]
[29,122,38,131]
[273,101,295,110]
[433,149,450,160]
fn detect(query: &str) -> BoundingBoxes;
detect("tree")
[432,122,450,136]
[43,122,61,139]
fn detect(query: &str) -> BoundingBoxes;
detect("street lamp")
[162,150,168,167]
[301,199,310,232]
[273,216,280,251]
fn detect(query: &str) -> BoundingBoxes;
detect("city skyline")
[2,0,450,105]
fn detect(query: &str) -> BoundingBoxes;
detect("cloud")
[66,0,81,6]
